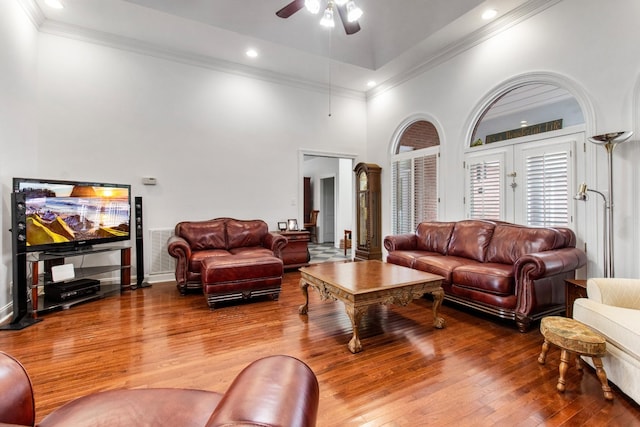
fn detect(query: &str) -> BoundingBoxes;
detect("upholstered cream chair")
[573,278,640,404]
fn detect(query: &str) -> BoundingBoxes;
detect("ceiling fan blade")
[336,4,361,35]
[276,0,305,18]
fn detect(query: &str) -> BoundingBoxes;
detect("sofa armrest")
[513,247,586,321]
[587,278,640,310]
[263,232,288,258]
[384,234,417,252]
[167,235,192,286]
[515,247,587,279]
[206,355,319,427]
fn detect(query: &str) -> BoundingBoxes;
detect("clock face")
[359,171,368,191]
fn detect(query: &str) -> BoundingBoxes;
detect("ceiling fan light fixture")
[320,5,335,27]
[346,1,362,22]
[305,0,321,14]
[482,9,498,20]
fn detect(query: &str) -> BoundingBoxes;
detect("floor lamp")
[574,131,633,278]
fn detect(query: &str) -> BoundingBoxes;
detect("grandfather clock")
[354,162,382,261]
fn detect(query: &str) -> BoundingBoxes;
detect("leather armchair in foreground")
[0,352,319,427]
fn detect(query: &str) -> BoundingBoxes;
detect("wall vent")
[149,228,174,275]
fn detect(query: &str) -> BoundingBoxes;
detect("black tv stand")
[30,246,132,317]
[40,246,104,259]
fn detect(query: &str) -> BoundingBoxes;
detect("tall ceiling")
[30,0,556,94]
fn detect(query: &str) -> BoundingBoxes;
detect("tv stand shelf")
[28,246,131,317]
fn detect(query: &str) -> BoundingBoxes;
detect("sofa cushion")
[229,246,275,257]
[451,263,514,296]
[485,224,564,264]
[190,249,231,272]
[414,255,473,284]
[446,220,495,262]
[415,222,455,254]
[178,219,226,250]
[386,250,438,268]
[226,219,268,249]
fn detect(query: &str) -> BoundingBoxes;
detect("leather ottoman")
[201,256,283,309]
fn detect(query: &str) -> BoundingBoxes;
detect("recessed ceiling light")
[367,81,376,88]
[520,120,528,127]
[246,49,258,58]
[482,9,497,20]
[45,0,64,9]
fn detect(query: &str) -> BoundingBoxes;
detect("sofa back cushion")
[176,219,226,251]
[446,220,495,262]
[485,224,567,264]
[226,219,267,249]
[415,222,455,254]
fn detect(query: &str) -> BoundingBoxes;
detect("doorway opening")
[299,151,356,249]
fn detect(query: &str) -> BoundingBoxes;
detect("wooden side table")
[565,279,587,318]
[277,230,310,270]
[538,316,613,400]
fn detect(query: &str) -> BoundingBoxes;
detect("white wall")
[367,0,640,278]
[1,9,367,302]
[0,0,39,321]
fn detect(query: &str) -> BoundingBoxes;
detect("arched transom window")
[465,83,585,227]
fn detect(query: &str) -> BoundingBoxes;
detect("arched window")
[391,120,440,234]
[465,83,585,227]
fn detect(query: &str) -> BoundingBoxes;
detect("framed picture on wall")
[287,219,298,231]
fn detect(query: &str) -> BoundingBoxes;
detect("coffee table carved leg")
[538,340,549,364]
[345,304,366,353]
[299,280,309,315]
[431,289,446,329]
[592,356,614,400]
[557,349,571,392]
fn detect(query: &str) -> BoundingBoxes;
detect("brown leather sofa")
[384,220,587,332]
[167,218,288,307]
[0,352,319,427]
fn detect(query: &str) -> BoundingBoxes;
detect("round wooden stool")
[538,316,613,400]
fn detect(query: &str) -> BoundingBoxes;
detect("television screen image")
[13,178,131,253]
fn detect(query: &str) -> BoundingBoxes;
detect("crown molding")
[367,0,563,100]
[37,19,365,101]
[17,0,46,28]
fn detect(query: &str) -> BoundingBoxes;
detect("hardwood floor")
[1,270,638,426]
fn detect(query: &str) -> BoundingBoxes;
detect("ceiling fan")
[276,0,362,35]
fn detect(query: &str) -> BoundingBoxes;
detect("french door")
[465,134,579,227]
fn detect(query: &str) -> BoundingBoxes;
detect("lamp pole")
[587,131,633,277]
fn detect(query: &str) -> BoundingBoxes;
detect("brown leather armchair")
[167,218,288,294]
[0,352,319,427]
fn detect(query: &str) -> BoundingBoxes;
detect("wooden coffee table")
[299,260,445,353]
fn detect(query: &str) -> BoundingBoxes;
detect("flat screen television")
[13,177,131,254]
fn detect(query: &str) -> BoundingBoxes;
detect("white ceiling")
[31,0,555,94]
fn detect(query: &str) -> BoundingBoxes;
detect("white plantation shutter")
[391,153,439,234]
[525,150,569,226]
[392,159,412,234]
[468,159,502,220]
[466,137,575,226]
[414,155,438,225]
